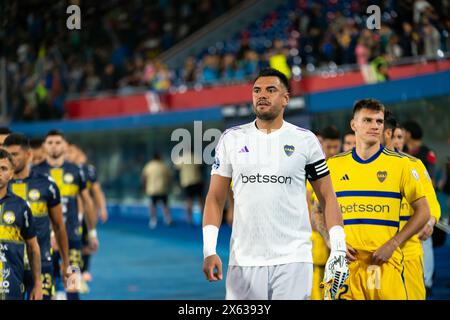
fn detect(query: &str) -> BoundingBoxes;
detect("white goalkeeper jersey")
[211,120,329,266]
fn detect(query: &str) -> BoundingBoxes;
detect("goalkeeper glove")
[321,225,349,300]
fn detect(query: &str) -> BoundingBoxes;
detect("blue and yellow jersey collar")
[352,144,384,164]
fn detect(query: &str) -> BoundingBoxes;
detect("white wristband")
[88,229,98,238]
[203,225,219,259]
[329,225,346,252]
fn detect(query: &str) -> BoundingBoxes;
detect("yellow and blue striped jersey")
[327,146,426,265]
[32,161,87,242]
[398,150,441,260]
[9,171,61,268]
[0,192,36,299]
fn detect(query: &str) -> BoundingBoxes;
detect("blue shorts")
[23,264,54,300]
[69,239,83,270]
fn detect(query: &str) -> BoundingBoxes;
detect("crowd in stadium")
[3,0,449,122]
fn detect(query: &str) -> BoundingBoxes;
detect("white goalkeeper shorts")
[225,262,313,300]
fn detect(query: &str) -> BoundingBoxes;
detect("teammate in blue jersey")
[4,133,70,300]
[0,149,42,300]
[67,143,107,288]
[32,130,98,300]
[29,138,46,166]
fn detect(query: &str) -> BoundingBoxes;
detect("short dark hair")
[45,129,65,140]
[320,125,340,140]
[0,127,12,135]
[3,133,30,150]
[30,138,44,149]
[352,98,385,118]
[384,109,398,131]
[343,129,355,137]
[402,120,423,139]
[153,152,162,161]
[254,68,290,92]
[0,149,14,167]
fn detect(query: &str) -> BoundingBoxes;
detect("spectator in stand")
[400,22,420,57]
[100,64,118,91]
[181,56,199,84]
[268,39,291,79]
[152,60,172,92]
[386,34,403,59]
[241,50,260,79]
[4,0,450,121]
[221,53,245,82]
[200,54,220,84]
[422,21,442,57]
[356,36,374,83]
[370,52,392,82]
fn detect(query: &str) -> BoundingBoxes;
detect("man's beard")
[50,151,63,159]
[14,163,25,174]
[253,106,279,121]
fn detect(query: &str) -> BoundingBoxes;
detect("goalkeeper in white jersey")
[202,68,349,300]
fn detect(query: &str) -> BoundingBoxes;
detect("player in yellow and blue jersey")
[4,133,70,300]
[326,99,430,300]
[0,149,42,300]
[381,115,441,299]
[32,130,98,300]
[67,143,108,290]
[308,126,341,300]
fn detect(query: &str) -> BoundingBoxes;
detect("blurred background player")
[394,121,440,296]
[32,130,98,300]
[0,149,42,300]
[327,99,430,299]
[0,127,12,146]
[66,143,108,288]
[321,126,342,159]
[174,151,204,225]
[382,111,441,299]
[438,155,450,225]
[342,130,356,152]
[308,125,341,300]
[392,125,406,151]
[402,120,437,186]
[29,138,46,166]
[313,130,323,145]
[4,133,70,300]
[141,153,172,229]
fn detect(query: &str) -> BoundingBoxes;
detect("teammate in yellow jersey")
[308,126,341,299]
[384,120,441,299]
[326,98,430,300]
[66,143,108,287]
[32,130,98,300]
